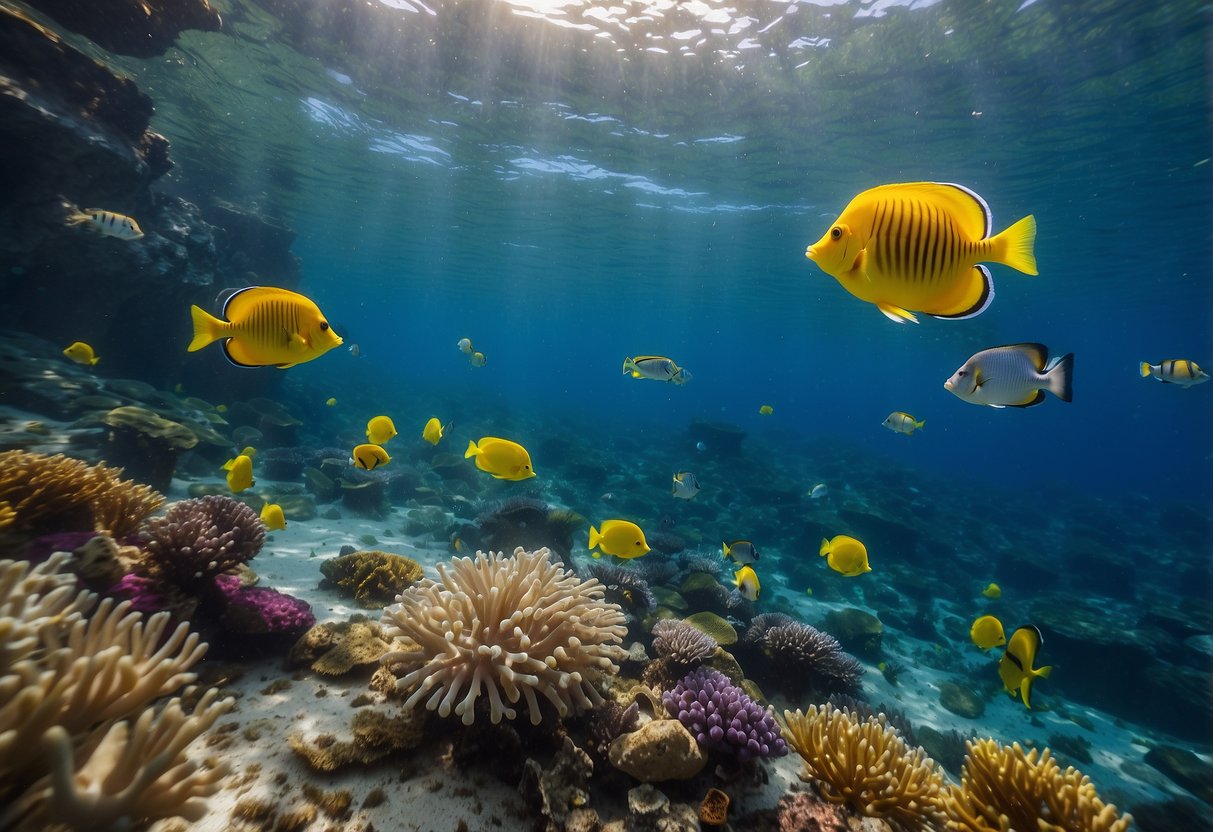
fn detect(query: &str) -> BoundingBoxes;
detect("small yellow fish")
[970,614,1007,650]
[588,519,650,560]
[189,286,343,368]
[62,341,100,366]
[758,405,774,415]
[215,404,228,413]
[451,535,463,552]
[67,209,144,240]
[351,443,391,470]
[805,587,813,596]
[465,437,534,480]
[982,582,1001,599]
[226,454,254,493]
[366,415,397,445]
[469,351,487,367]
[733,565,761,601]
[260,502,287,531]
[819,535,871,576]
[457,337,474,354]
[1140,359,1209,388]
[174,383,184,393]
[422,417,449,446]
[999,625,1052,709]
[882,411,924,435]
[326,397,338,406]
[224,446,257,469]
[805,182,1037,323]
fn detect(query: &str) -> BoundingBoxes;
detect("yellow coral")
[0,502,14,532]
[320,550,424,608]
[0,451,164,539]
[783,703,945,828]
[940,739,1132,832]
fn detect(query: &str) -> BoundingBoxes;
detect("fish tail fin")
[65,211,92,227]
[89,356,100,366]
[588,526,601,550]
[464,440,479,459]
[1139,361,1152,378]
[622,358,636,375]
[188,305,225,352]
[1046,353,1074,402]
[721,542,730,559]
[991,214,1038,275]
[1036,664,1053,679]
[819,538,830,557]
[916,419,925,430]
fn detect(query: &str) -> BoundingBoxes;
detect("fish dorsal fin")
[1009,342,1050,371]
[870,182,992,240]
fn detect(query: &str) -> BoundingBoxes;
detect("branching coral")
[139,495,265,592]
[320,550,424,608]
[761,622,865,695]
[379,546,628,725]
[0,451,164,539]
[939,739,1132,832]
[0,554,233,831]
[584,560,657,614]
[651,619,718,665]
[782,703,944,829]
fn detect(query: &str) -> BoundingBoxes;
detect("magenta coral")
[662,667,787,762]
[215,574,315,636]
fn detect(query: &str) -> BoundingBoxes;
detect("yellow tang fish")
[326,397,338,406]
[588,519,650,560]
[62,341,99,366]
[982,582,1001,599]
[819,535,871,576]
[366,415,397,445]
[422,417,449,446]
[882,411,924,435]
[1139,359,1209,388]
[351,443,391,470]
[465,437,534,480]
[970,614,1006,650]
[758,404,774,415]
[805,182,1037,323]
[945,343,1073,408]
[260,502,287,531]
[733,565,761,601]
[226,454,254,493]
[188,286,343,368]
[999,624,1052,709]
[66,209,144,240]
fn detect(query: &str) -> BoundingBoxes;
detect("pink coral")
[776,792,850,832]
[215,574,315,636]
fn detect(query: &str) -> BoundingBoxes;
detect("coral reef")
[473,497,583,561]
[584,560,657,614]
[939,739,1132,832]
[519,736,595,832]
[587,700,639,762]
[101,405,198,491]
[319,550,424,608]
[0,553,232,830]
[662,667,787,762]
[651,618,718,665]
[756,620,865,696]
[782,703,943,828]
[288,618,393,676]
[0,451,163,540]
[608,718,709,782]
[289,708,426,772]
[139,495,265,593]
[379,546,628,724]
[214,573,315,642]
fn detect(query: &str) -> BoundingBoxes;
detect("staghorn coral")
[940,739,1131,832]
[584,560,657,614]
[0,554,233,831]
[782,703,944,829]
[761,622,865,695]
[320,550,424,608]
[0,451,164,539]
[139,495,265,592]
[663,667,787,762]
[651,619,718,665]
[379,546,628,725]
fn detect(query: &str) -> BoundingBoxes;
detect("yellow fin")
[930,266,994,320]
[188,305,223,352]
[865,182,992,240]
[464,440,479,459]
[1139,361,1152,378]
[589,526,601,550]
[990,214,1038,275]
[877,303,919,324]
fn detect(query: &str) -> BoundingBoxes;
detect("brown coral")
[0,451,164,539]
[288,619,392,676]
[289,708,425,772]
[379,546,628,725]
[139,496,265,591]
[939,739,1132,832]
[320,550,424,608]
[700,787,730,826]
[782,703,945,828]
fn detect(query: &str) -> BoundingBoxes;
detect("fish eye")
[830,227,842,240]
[320,321,329,331]
[957,370,966,377]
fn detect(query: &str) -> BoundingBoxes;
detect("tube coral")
[939,739,1132,832]
[379,546,628,725]
[782,703,944,828]
[663,667,787,761]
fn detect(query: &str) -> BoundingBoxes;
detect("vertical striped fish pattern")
[805,182,1037,323]
[1139,359,1209,388]
[66,209,144,240]
[187,286,343,368]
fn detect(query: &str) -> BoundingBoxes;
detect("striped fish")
[805,182,1037,323]
[622,355,691,384]
[67,209,144,240]
[1139,359,1209,388]
[188,286,343,368]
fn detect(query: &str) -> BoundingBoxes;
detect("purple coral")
[662,667,787,761]
[761,622,865,695]
[651,619,717,665]
[140,496,265,591]
[215,574,315,636]
[583,562,656,614]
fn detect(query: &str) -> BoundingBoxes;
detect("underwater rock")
[687,419,745,456]
[938,681,985,719]
[1143,745,1213,805]
[609,719,708,782]
[820,607,883,660]
[24,0,221,58]
[916,725,970,777]
[518,736,595,832]
[1128,796,1213,832]
[837,508,922,565]
[206,199,301,286]
[101,405,197,491]
[288,618,393,676]
[338,472,389,519]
